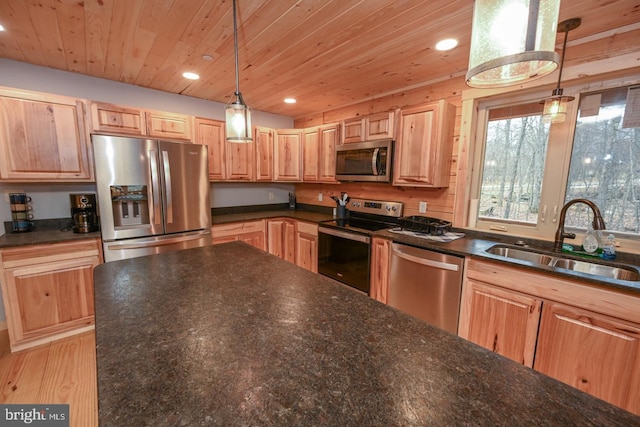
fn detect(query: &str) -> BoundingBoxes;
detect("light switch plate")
[419,201,427,213]
[318,193,323,202]
[268,192,274,200]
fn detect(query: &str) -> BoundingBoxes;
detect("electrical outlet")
[268,192,274,200]
[318,193,323,202]
[419,201,427,213]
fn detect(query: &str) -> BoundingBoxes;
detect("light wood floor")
[0,330,98,427]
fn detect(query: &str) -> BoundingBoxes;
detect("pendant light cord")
[232,0,240,97]
[555,28,569,92]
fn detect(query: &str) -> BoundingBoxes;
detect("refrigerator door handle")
[162,150,173,224]
[149,150,162,225]
[106,232,210,250]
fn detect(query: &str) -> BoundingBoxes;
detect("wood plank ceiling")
[0,0,638,119]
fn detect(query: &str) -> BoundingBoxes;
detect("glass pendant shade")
[225,0,253,143]
[542,90,574,124]
[466,0,561,88]
[225,94,252,142]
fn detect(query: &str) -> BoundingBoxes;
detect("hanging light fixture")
[541,18,581,124]
[466,0,561,88]
[225,0,252,143]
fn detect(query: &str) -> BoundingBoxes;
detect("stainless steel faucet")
[553,199,606,252]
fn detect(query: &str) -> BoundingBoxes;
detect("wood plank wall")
[294,75,465,222]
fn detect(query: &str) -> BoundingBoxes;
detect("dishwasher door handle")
[392,248,460,272]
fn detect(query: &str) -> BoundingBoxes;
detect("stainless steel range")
[318,198,403,294]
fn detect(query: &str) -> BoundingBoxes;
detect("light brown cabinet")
[303,124,339,183]
[460,258,640,415]
[295,221,318,273]
[254,126,275,181]
[370,237,391,304]
[342,111,396,144]
[274,129,303,182]
[458,279,541,367]
[267,218,296,263]
[393,100,455,187]
[0,89,93,181]
[211,220,266,251]
[534,302,640,414]
[0,239,102,352]
[146,110,193,141]
[90,101,146,136]
[90,101,193,141]
[195,118,226,181]
[225,136,254,182]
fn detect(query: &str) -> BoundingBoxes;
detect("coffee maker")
[70,194,99,233]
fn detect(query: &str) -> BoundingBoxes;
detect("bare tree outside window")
[565,86,640,235]
[478,104,550,224]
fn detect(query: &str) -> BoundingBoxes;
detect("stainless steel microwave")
[335,139,393,182]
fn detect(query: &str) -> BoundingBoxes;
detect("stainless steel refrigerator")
[92,134,211,262]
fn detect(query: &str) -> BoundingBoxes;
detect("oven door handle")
[371,148,380,176]
[319,227,370,243]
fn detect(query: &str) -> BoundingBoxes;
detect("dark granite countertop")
[375,228,640,295]
[212,209,333,225]
[0,218,101,248]
[93,242,640,426]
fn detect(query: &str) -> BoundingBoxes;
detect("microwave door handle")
[149,150,162,226]
[371,148,380,175]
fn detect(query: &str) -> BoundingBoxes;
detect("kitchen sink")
[485,246,554,265]
[485,244,640,282]
[551,258,640,282]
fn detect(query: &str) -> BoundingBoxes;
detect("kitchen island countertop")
[93,242,640,426]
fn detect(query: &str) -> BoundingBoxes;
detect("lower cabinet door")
[239,231,266,251]
[458,279,541,367]
[4,256,98,350]
[534,302,640,415]
[296,232,317,273]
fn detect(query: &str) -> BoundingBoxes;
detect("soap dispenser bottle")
[601,234,617,260]
[582,227,600,254]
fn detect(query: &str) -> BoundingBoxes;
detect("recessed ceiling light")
[202,54,214,61]
[435,38,458,51]
[0,24,5,32]
[284,98,297,104]
[182,72,200,80]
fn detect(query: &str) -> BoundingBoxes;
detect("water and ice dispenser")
[110,185,150,228]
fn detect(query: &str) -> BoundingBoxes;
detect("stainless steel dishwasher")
[388,243,464,334]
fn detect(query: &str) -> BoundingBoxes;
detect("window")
[565,86,640,235]
[471,78,640,248]
[478,103,550,225]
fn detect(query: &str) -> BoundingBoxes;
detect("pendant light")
[466,0,561,88]
[225,0,252,143]
[541,18,581,124]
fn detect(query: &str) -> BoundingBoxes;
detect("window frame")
[466,74,640,252]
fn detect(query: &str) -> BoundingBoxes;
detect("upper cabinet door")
[342,117,365,144]
[146,110,193,141]
[318,124,339,183]
[90,102,146,136]
[365,111,395,141]
[0,91,93,181]
[274,129,303,181]
[393,100,455,187]
[302,127,320,182]
[254,126,274,181]
[194,118,226,181]
[225,137,254,181]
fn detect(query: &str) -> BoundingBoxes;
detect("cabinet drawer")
[0,239,102,268]
[211,220,265,238]
[296,221,318,236]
